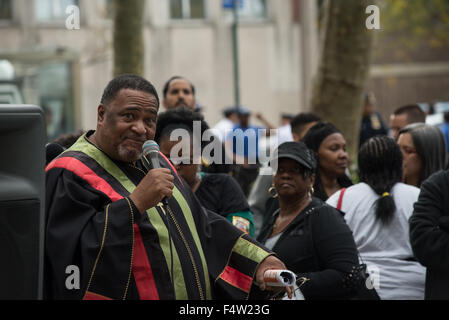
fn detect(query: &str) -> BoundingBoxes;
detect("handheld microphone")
[142,140,161,169]
[142,140,175,286]
[142,140,169,206]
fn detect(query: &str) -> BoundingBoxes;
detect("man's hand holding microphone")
[129,140,174,214]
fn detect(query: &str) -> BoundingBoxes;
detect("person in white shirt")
[326,135,426,300]
[213,106,238,142]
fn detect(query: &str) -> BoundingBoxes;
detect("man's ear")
[162,99,167,109]
[97,104,106,123]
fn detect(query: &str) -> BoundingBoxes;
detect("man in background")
[162,76,197,111]
[225,106,269,197]
[359,92,388,147]
[213,106,238,142]
[390,104,426,141]
[162,75,230,173]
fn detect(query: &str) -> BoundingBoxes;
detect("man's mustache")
[124,135,146,143]
[176,99,187,106]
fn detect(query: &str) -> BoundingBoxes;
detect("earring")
[268,185,278,198]
[309,186,315,197]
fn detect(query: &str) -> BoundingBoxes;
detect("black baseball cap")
[270,141,317,171]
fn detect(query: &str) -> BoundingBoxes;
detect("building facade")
[1,0,312,141]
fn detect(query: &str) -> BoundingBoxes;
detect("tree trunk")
[113,0,145,76]
[311,0,377,168]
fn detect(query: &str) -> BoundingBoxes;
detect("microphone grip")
[147,152,169,207]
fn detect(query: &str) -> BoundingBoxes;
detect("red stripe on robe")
[132,224,160,299]
[83,291,113,300]
[159,152,184,187]
[220,266,253,293]
[46,157,123,202]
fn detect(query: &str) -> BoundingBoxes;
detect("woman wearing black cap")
[257,142,364,300]
[302,122,353,201]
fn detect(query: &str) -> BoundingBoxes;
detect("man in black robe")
[44,74,289,300]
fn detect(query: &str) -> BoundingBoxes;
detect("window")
[5,60,75,142]
[238,0,266,19]
[170,0,205,20]
[37,62,75,142]
[35,0,78,22]
[0,0,13,20]
[104,0,115,20]
[222,0,267,20]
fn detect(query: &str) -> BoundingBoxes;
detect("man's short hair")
[393,104,426,124]
[290,112,322,136]
[223,106,237,118]
[365,92,376,106]
[281,113,294,120]
[100,74,159,106]
[162,76,196,98]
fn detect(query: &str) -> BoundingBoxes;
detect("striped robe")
[44,132,272,300]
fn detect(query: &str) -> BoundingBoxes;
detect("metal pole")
[300,0,319,111]
[232,0,241,108]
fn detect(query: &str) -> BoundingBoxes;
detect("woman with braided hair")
[326,135,426,299]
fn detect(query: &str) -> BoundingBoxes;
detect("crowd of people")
[43,74,449,300]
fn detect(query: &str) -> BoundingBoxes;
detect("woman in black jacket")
[257,142,362,299]
[259,122,352,234]
[410,169,449,299]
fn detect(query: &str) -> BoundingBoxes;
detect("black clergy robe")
[44,131,272,300]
